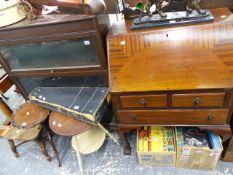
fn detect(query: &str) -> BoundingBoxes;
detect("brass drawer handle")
[207,114,214,121]
[140,99,147,107]
[130,114,137,121]
[193,97,201,107]
[50,69,54,73]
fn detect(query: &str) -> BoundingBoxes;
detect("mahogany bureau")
[107,8,233,155]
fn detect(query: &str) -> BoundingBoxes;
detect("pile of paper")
[176,127,222,150]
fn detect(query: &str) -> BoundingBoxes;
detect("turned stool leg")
[76,148,84,175]
[47,131,61,167]
[8,139,19,157]
[37,140,52,161]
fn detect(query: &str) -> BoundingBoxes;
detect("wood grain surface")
[108,8,233,155]
[117,109,230,125]
[0,74,13,94]
[108,8,233,93]
[0,98,13,119]
[12,102,49,129]
[172,93,225,107]
[49,111,92,136]
[120,94,167,108]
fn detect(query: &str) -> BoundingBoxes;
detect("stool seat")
[71,125,105,155]
[0,124,41,140]
[3,102,61,167]
[12,102,50,129]
[49,111,91,136]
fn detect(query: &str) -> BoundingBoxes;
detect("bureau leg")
[196,126,233,162]
[222,137,233,162]
[117,129,131,155]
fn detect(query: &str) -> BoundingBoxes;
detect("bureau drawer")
[117,109,229,125]
[172,93,225,107]
[120,95,167,108]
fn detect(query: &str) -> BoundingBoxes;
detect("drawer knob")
[193,97,201,107]
[50,70,54,73]
[207,115,214,121]
[130,114,137,121]
[140,99,147,107]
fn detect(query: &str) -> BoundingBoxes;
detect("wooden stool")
[0,124,50,159]
[10,102,61,166]
[49,111,94,175]
[49,111,118,175]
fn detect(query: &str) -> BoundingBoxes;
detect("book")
[208,131,222,150]
[138,126,175,152]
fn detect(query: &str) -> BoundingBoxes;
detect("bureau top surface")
[0,14,95,32]
[107,8,233,93]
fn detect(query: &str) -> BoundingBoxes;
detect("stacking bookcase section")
[175,127,223,171]
[0,14,109,99]
[137,126,176,166]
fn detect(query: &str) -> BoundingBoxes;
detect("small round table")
[11,102,61,166]
[49,111,92,136]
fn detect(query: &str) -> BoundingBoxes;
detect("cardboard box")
[137,126,176,166]
[175,127,223,171]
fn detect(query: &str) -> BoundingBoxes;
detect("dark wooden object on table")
[0,14,108,99]
[107,8,233,155]
[10,102,61,166]
[29,0,119,14]
[29,0,91,14]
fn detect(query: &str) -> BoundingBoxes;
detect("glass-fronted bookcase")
[0,14,108,99]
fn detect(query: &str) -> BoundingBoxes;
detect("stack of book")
[138,126,175,153]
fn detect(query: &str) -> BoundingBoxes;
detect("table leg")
[37,139,52,161]
[76,148,84,175]
[117,129,131,155]
[8,139,19,157]
[47,130,61,167]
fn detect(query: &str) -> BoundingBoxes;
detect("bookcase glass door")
[0,37,99,71]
